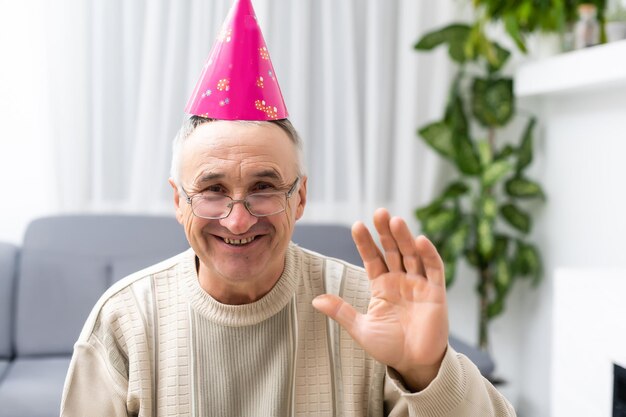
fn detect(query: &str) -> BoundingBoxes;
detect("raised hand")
[312,208,449,391]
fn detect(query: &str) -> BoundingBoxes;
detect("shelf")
[515,40,626,98]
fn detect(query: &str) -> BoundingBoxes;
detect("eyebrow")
[197,172,225,183]
[196,169,282,185]
[251,169,282,181]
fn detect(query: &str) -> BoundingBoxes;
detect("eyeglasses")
[180,177,301,220]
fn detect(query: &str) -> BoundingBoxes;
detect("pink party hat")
[185,0,288,120]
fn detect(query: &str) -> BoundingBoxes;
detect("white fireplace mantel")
[551,269,626,417]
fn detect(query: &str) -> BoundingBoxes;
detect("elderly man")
[61,1,516,416]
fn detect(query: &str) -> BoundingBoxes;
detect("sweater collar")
[182,243,300,326]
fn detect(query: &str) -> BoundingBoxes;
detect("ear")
[169,178,184,224]
[295,176,307,220]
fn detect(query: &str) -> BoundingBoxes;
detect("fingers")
[354,208,446,286]
[373,208,404,273]
[389,216,426,277]
[415,235,446,287]
[312,294,359,333]
[352,221,388,279]
[373,208,427,277]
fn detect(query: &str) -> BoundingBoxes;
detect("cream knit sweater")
[60,243,516,417]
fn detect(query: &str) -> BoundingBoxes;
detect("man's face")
[170,121,307,302]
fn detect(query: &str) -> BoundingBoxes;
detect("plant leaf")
[454,134,482,175]
[486,42,512,73]
[482,160,513,188]
[520,242,542,285]
[443,222,470,259]
[423,208,459,235]
[493,235,509,259]
[464,22,482,61]
[504,14,527,53]
[471,28,511,72]
[465,248,480,268]
[477,217,495,260]
[442,181,470,199]
[496,144,515,160]
[477,139,493,167]
[513,241,542,285]
[444,259,457,287]
[487,297,505,319]
[445,92,469,137]
[517,117,536,172]
[471,77,515,128]
[414,24,472,63]
[481,195,498,219]
[415,199,443,222]
[529,246,543,286]
[506,177,545,199]
[414,24,471,50]
[418,121,455,160]
[416,181,469,224]
[501,203,531,233]
[494,257,512,294]
[512,241,528,276]
[444,82,481,175]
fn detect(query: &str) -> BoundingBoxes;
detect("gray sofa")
[0,214,493,417]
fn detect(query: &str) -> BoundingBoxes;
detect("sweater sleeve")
[60,341,129,417]
[383,345,516,417]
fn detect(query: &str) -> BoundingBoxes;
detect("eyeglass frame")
[179,177,301,220]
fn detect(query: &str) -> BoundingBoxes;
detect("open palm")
[313,208,449,391]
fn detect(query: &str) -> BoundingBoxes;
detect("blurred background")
[0,0,456,242]
[1,0,626,416]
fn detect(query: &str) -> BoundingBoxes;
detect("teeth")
[223,236,255,245]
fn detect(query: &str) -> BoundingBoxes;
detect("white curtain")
[42,0,457,230]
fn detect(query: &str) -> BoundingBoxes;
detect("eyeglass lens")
[193,192,286,218]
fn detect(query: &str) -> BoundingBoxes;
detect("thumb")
[312,294,359,332]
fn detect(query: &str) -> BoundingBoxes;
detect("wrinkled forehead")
[180,120,298,184]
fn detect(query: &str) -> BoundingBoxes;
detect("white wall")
[0,1,57,244]
[515,50,626,416]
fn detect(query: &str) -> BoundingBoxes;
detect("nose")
[219,200,258,235]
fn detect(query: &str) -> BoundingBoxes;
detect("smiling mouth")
[222,236,256,246]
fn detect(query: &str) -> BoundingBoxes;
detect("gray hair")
[170,116,306,186]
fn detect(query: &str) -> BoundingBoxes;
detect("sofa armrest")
[0,242,18,360]
[449,334,495,378]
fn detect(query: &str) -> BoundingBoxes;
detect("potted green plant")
[412,1,607,351]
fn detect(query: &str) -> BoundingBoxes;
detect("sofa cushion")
[110,254,178,283]
[0,243,18,359]
[20,215,188,259]
[15,250,110,356]
[14,215,189,356]
[292,223,363,266]
[0,357,71,417]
